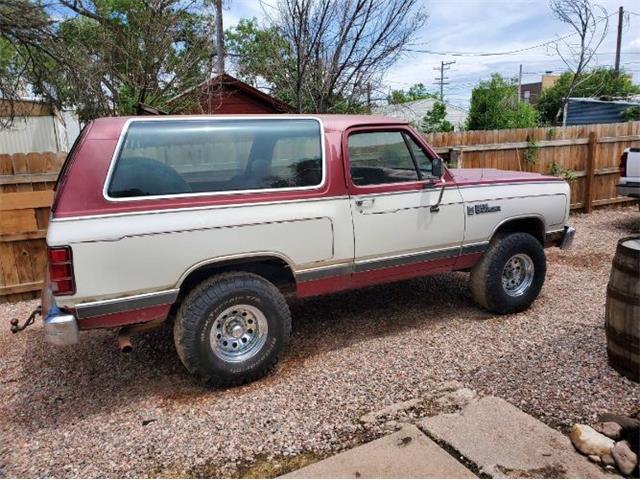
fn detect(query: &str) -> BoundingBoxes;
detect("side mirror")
[431,157,444,179]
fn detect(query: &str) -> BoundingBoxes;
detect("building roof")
[564,96,640,125]
[168,73,294,113]
[372,98,468,130]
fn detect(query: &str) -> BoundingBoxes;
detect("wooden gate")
[0,152,65,302]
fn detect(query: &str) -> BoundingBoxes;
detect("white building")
[373,98,468,131]
[0,99,81,154]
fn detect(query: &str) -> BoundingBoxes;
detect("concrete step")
[419,396,620,479]
[281,424,477,479]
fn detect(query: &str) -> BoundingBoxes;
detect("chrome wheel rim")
[210,304,268,362]
[501,254,535,297]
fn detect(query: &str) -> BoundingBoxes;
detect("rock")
[602,454,616,466]
[587,455,601,464]
[359,399,421,424]
[569,424,615,457]
[612,440,638,476]
[594,421,623,441]
[598,413,640,432]
[435,388,478,410]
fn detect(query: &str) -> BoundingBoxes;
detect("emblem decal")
[468,203,501,215]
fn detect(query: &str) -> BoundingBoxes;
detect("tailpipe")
[116,318,165,354]
[118,331,133,353]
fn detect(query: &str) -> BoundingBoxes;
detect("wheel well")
[177,257,296,300]
[493,217,545,244]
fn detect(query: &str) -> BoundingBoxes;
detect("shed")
[564,97,640,126]
[168,73,293,114]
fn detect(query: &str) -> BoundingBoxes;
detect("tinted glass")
[348,131,419,185]
[108,119,323,198]
[404,134,433,176]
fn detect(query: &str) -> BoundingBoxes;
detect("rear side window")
[107,119,323,198]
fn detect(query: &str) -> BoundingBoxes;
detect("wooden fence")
[425,121,640,212]
[0,121,639,302]
[0,152,65,302]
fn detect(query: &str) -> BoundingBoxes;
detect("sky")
[222,0,640,109]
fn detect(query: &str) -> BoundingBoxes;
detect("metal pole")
[215,0,225,75]
[517,64,523,102]
[614,6,623,74]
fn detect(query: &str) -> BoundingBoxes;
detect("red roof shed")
[168,74,293,114]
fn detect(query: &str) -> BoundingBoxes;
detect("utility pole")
[614,6,623,74]
[214,0,225,75]
[433,60,455,101]
[517,64,523,102]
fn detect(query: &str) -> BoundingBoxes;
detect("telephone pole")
[434,60,455,101]
[614,6,623,74]
[214,0,225,75]
[517,64,523,102]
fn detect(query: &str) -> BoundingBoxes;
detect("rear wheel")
[174,272,291,387]
[470,232,546,314]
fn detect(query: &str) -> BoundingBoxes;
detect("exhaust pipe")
[118,331,133,353]
[116,318,165,353]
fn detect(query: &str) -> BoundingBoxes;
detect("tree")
[466,74,539,130]
[0,0,216,122]
[549,0,608,122]
[387,83,434,104]
[536,68,640,124]
[228,0,426,113]
[419,101,454,133]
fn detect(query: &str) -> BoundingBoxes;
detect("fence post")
[583,131,597,213]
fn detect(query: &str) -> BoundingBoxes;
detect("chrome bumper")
[44,305,79,346]
[559,225,576,250]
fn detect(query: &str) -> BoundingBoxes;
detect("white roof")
[373,98,468,130]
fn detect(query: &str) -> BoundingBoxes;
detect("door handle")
[355,198,375,209]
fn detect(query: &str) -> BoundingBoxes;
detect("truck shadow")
[7,272,481,430]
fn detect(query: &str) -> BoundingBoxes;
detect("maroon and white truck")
[14,114,574,386]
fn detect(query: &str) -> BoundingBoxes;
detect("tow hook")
[10,306,42,334]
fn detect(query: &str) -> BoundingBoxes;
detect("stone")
[359,399,421,424]
[598,414,640,432]
[588,455,601,464]
[420,397,616,479]
[602,454,616,466]
[280,424,476,478]
[435,388,478,410]
[612,441,638,476]
[570,424,615,457]
[594,422,623,441]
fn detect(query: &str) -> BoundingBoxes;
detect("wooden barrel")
[606,235,640,382]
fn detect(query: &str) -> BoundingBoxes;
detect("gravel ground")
[1,206,639,478]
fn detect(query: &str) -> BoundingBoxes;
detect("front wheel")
[174,272,291,387]
[470,232,546,314]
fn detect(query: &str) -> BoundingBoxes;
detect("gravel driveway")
[1,206,639,478]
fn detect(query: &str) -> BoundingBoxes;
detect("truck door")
[344,127,465,285]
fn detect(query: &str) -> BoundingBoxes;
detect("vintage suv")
[21,115,575,386]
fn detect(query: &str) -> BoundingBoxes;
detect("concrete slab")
[281,424,477,479]
[420,396,620,479]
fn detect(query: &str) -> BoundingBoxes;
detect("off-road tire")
[174,272,291,387]
[470,232,546,314]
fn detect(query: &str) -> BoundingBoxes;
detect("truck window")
[348,131,419,186]
[107,118,323,198]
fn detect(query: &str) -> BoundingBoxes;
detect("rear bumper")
[42,287,79,346]
[545,225,576,250]
[617,182,640,198]
[44,308,79,346]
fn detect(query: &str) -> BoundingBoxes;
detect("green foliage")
[548,161,577,182]
[523,136,538,165]
[466,74,539,130]
[536,68,640,124]
[419,101,454,133]
[621,106,640,122]
[387,83,435,104]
